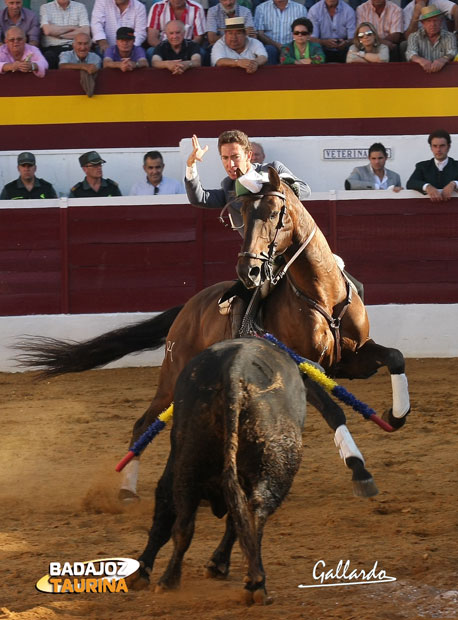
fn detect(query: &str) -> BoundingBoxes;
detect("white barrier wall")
[1,304,457,373]
[1,134,455,196]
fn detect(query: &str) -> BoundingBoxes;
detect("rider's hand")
[187,134,209,167]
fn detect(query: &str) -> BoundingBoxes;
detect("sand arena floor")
[1,358,457,620]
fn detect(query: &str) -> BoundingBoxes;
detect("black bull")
[128,337,373,605]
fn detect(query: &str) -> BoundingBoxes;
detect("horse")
[18,166,410,500]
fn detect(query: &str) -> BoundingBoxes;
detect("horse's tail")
[15,305,183,377]
[222,384,257,563]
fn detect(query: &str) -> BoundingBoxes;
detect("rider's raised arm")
[185,173,228,209]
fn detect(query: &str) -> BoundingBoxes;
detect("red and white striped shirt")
[147,0,205,40]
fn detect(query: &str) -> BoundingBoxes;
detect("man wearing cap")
[103,26,148,70]
[211,16,267,71]
[405,4,456,71]
[39,0,90,69]
[1,152,57,200]
[0,26,48,76]
[69,151,122,197]
[406,129,458,201]
[206,0,255,46]
[130,151,185,195]
[151,20,202,72]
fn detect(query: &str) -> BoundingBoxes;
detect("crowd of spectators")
[0,0,457,80]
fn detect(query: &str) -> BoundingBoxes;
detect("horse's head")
[236,166,295,289]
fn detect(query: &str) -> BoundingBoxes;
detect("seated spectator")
[211,16,267,71]
[152,20,201,73]
[403,0,458,42]
[308,0,356,63]
[254,0,308,64]
[280,17,325,64]
[405,4,456,72]
[59,31,102,71]
[103,26,148,70]
[130,151,185,195]
[206,0,255,46]
[0,0,39,47]
[147,0,205,51]
[346,21,389,62]
[59,32,101,96]
[345,142,402,190]
[69,151,122,197]
[406,129,458,202]
[39,0,90,69]
[1,152,57,200]
[356,0,402,60]
[91,0,147,54]
[0,26,48,76]
[250,141,265,163]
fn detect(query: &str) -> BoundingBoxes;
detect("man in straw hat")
[211,16,267,72]
[405,3,456,71]
[403,0,458,40]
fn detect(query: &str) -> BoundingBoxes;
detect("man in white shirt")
[91,0,147,53]
[211,16,267,72]
[40,0,90,68]
[130,151,185,195]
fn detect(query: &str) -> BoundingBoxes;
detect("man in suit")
[345,143,402,191]
[406,129,458,202]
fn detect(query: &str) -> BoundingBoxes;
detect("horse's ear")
[236,168,243,178]
[268,166,281,190]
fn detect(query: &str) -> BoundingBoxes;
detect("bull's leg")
[335,339,410,430]
[205,514,237,579]
[156,495,199,592]
[240,513,271,606]
[127,461,175,590]
[304,377,378,497]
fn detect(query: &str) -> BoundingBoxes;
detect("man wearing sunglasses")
[69,150,122,197]
[1,152,57,200]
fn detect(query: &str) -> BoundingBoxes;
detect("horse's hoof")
[126,565,150,591]
[241,587,272,606]
[352,477,379,498]
[382,408,410,430]
[118,488,140,503]
[205,560,229,579]
[154,583,167,594]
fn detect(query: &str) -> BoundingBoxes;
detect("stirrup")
[218,295,235,315]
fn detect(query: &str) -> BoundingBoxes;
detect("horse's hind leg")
[205,514,237,579]
[336,339,410,430]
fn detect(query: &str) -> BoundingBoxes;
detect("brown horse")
[19,167,410,499]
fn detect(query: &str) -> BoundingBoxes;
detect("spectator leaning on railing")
[152,19,202,73]
[254,0,308,64]
[91,0,147,54]
[103,26,148,70]
[356,0,403,60]
[211,16,267,72]
[146,0,206,51]
[0,25,48,76]
[405,4,456,72]
[206,0,255,46]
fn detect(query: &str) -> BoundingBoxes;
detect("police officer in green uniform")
[0,152,57,200]
[69,151,122,198]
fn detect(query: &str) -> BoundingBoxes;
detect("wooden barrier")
[1,196,457,316]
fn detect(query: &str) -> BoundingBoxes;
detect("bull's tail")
[222,385,258,563]
[15,305,183,377]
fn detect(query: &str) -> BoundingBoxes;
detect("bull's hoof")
[352,477,379,498]
[241,587,272,606]
[126,564,151,591]
[382,408,410,430]
[205,560,230,579]
[118,488,140,503]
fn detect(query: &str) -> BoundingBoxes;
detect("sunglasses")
[358,30,374,38]
[293,30,309,35]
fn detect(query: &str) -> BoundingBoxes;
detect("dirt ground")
[1,358,457,620]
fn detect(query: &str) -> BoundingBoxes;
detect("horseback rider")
[185,130,364,332]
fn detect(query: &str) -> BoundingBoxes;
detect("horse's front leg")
[335,339,410,430]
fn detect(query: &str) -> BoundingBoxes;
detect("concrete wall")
[1,134,454,197]
[1,304,457,373]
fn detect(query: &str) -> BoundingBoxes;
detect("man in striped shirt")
[206,0,254,46]
[147,0,205,49]
[254,0,307,63]
[405,4,456,72]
